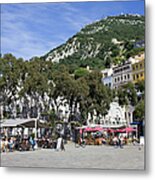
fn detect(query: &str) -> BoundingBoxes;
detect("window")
[124,75,126,79]
[59,109,63,113]
[124,66,130,71]
[136,74,139,78]
[140,63,143,68]
[121,76,123,80]
[104,72,108,77]
[141,73,143,77]
[136,65,138,69]
[128,74,130,79]
[118,77,120,81]
[115,78,117,82]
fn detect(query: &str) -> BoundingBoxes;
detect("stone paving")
[0,143,145,170]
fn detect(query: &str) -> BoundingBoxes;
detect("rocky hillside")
[43,14,145,70]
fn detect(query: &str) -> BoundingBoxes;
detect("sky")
[1,0,145,60]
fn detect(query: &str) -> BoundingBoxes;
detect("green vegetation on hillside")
[44,14,144,72]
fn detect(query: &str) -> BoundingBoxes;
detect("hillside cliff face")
[43,14,144,69]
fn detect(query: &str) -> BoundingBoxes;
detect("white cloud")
[1,4,68,59]
[1,3,92,59]
[1,1,140,59]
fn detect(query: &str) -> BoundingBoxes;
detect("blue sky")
[1,1,145,60]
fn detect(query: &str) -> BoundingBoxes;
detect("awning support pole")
[35,118,37,140]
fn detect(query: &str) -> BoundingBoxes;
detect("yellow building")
[132,53,145,84]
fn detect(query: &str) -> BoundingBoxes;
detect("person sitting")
[15,133,22,150]
[132,135,137,145]
[8,137,14,152]
[25,140,31,151]
[0,138,6,152]
[52,139,57,149]
[102,137,106,145]
[20,139,26,151]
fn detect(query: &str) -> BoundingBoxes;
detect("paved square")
[1,144,145,170]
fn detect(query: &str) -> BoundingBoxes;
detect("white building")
[101,68,113,88]
[86,97,134,128]
[112,62,133,89]
[104,101,126,127]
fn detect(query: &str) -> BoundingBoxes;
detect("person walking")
[113,136,118,148]
[29,136,36,151]
[4,137,9,152]
[56,135,65,151]
[56,135,62,151]
[118,135,124,149]
[61,137,65,151]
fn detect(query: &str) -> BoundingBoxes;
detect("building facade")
[86,97,134,128]
[112,62,133,89]
[101,68,113,88]
[132,53,145,84]
[102,99,134,128]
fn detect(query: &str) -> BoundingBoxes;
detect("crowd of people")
[75,129,139,148]
[0,128,139,153]
[0,133,65,153]
[112,135,126,148]
[0,134,36,152]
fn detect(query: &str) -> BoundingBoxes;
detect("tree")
[134,99,145,137]
[19,57,50,118]
[0,54,26,118]
[134,99,145,121]
[135,80,145,101]
[117,82,137,106]
[80,71,112,121]
[74,67,89,79]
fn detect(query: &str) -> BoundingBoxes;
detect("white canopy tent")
[0,118,49,128]
[0,118,49,138]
